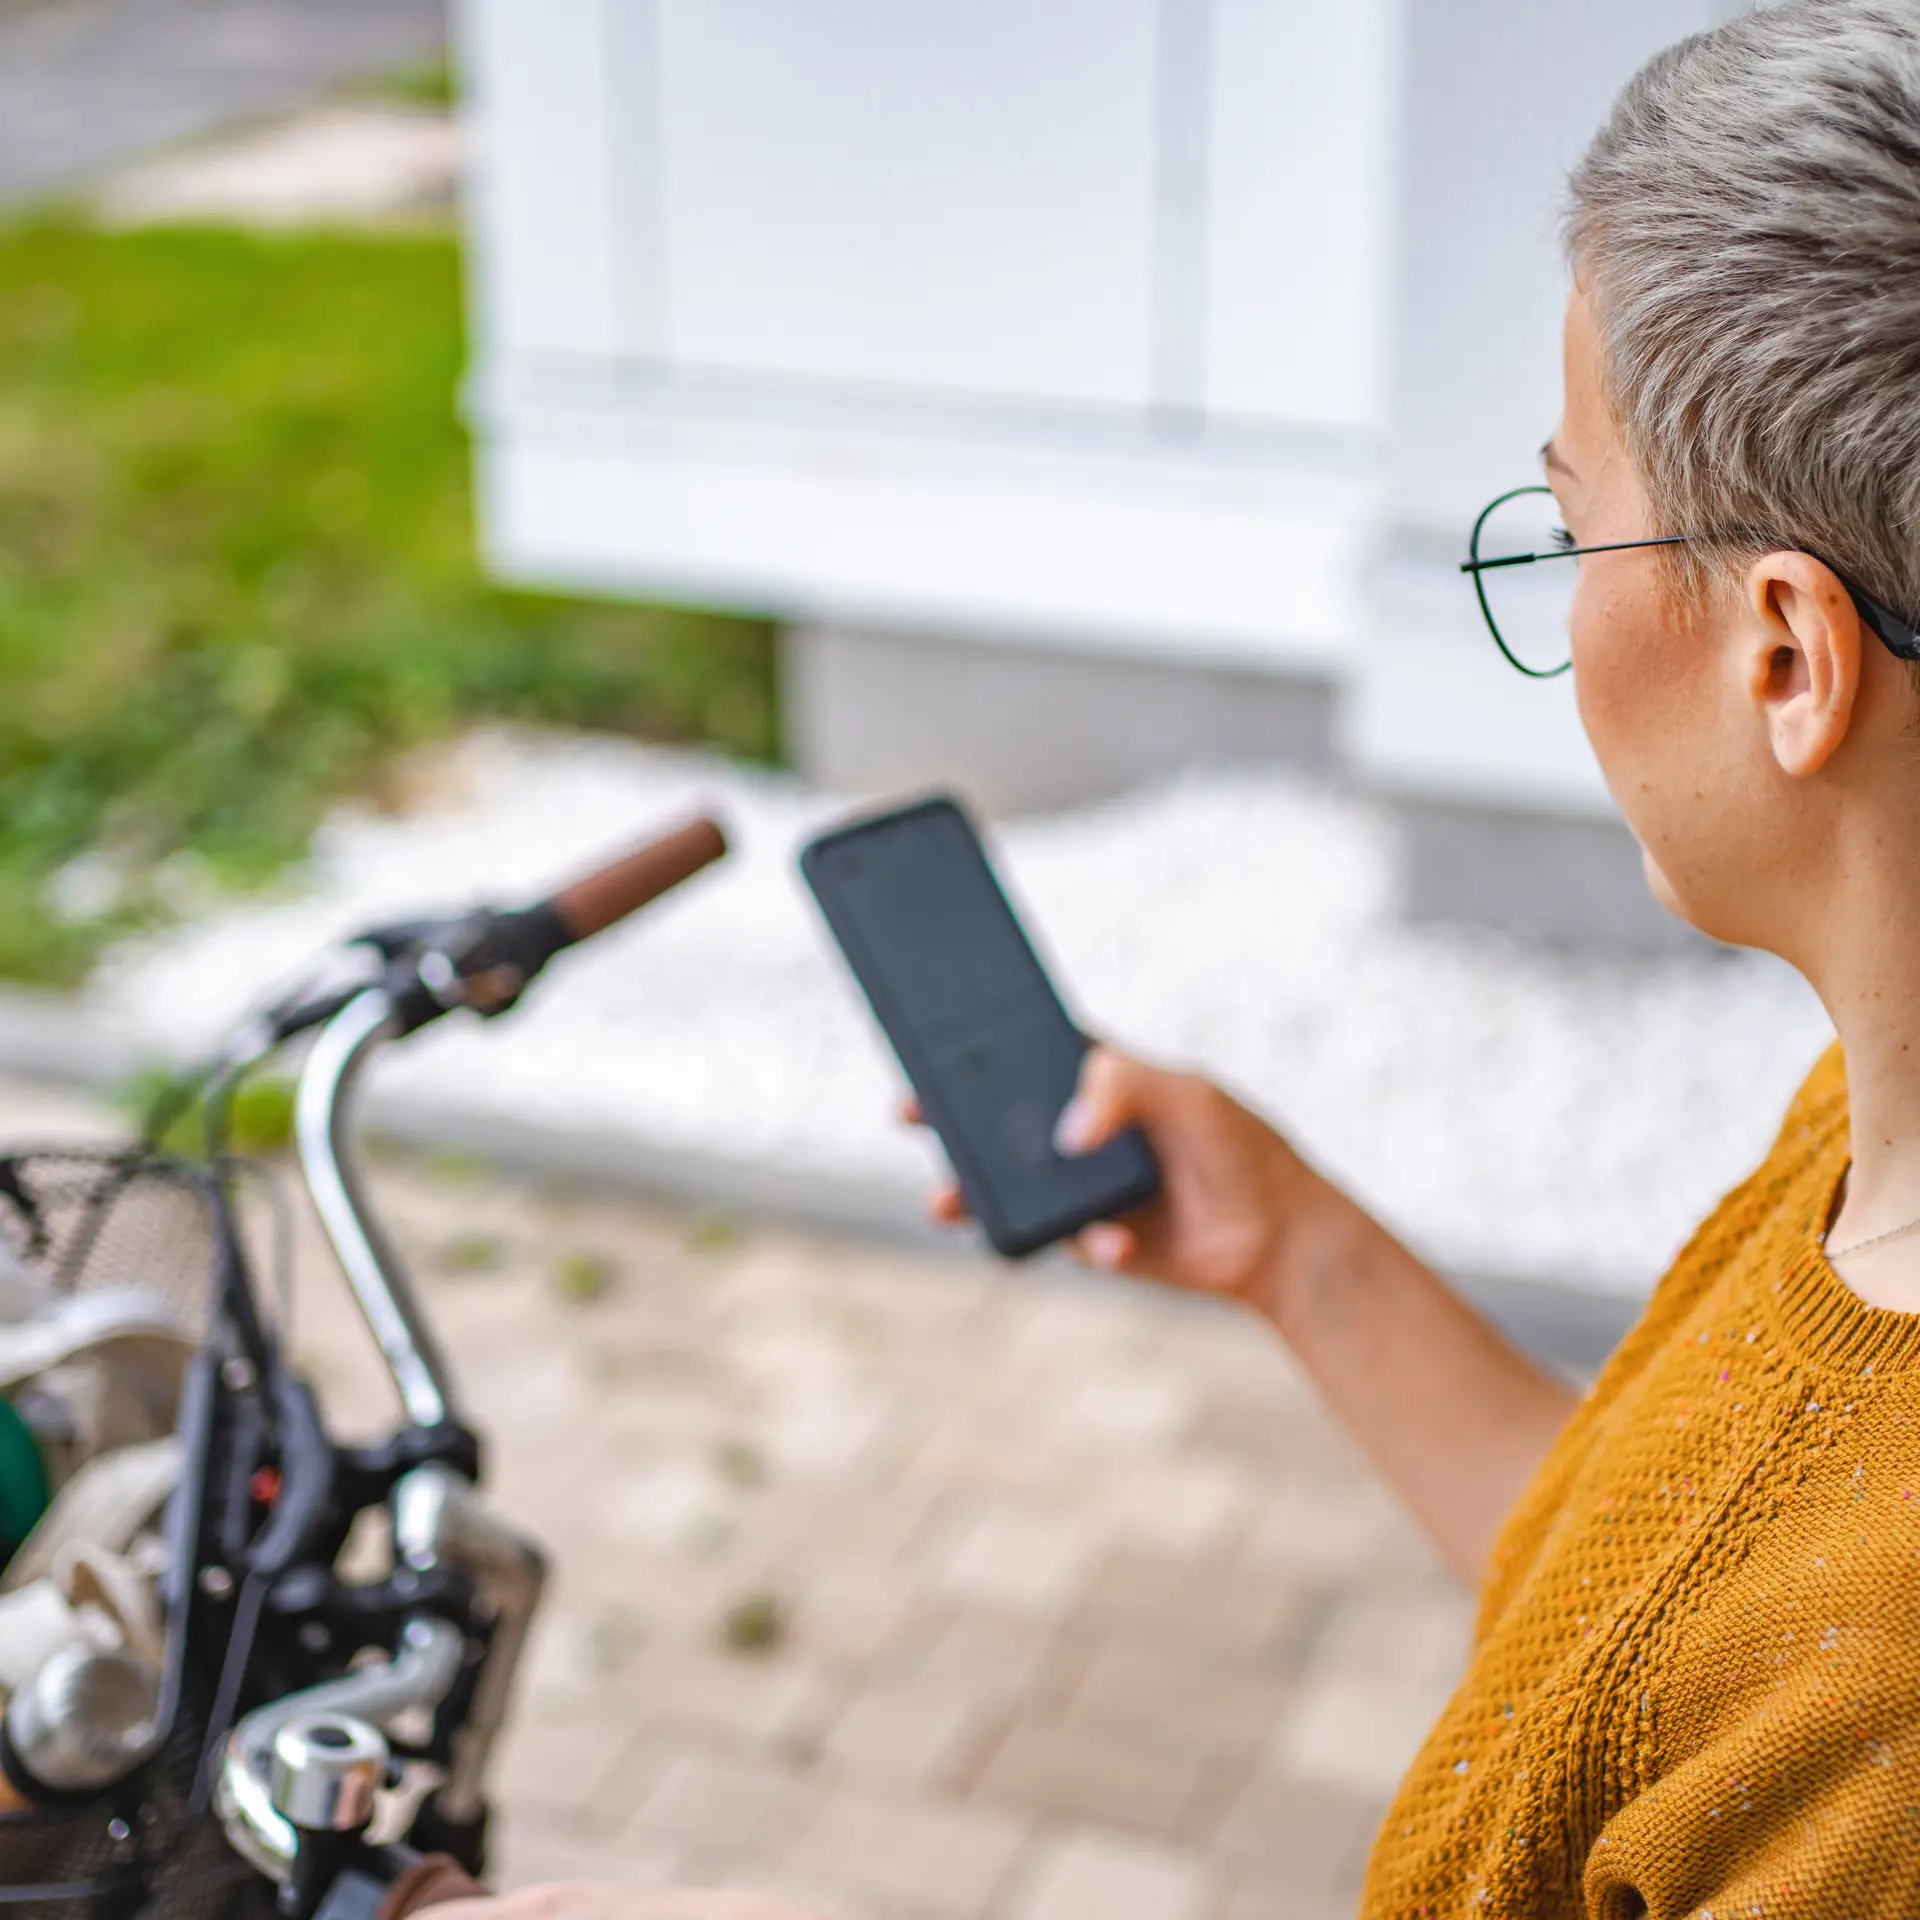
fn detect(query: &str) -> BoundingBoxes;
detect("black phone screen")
[803,797,1159,1257]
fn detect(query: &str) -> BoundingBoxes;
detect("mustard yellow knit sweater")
[1360,1043,1920,1919]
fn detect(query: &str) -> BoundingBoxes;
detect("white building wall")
[1203,0,1395,431]
[459,0,1740,831]
[460,0,627,361]
[653,1,1163,411]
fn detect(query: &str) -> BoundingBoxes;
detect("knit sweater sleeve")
[1582,1604,1920,1919]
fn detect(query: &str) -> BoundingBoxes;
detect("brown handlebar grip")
[375,1854,486,1919]
[546,814,728,945]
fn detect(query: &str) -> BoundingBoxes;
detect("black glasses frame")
[1460,483,1920,679]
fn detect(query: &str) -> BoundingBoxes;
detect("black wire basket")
[0,1148,230,1341]
[0,1148,277,1920]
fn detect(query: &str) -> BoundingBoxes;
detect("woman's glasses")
[1460,482,1920,678]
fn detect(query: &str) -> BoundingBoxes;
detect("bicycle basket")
[0,1148,276,1920]
[0,1148,242,1344]
[0,1716,275,1920]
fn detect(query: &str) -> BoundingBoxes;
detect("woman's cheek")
[1569,574,1689,834]
[1568,570,1749,932]
[1571,626,1693,917]
[1569,578,1639,792]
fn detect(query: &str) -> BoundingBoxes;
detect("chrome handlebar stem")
[294,987,461,1432]
[393,1465,547,1824]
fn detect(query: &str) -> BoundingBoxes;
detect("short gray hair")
[1568,0,1920,629]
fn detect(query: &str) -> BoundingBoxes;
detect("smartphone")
[801,794,1160,1258]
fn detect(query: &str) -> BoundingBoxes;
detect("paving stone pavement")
[0,0,446,205]
[2,1075,1476,1920]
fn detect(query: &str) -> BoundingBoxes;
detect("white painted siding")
[652,0,1162,411]
[463,0,1756,819]
[459,0,623,361]
[1202,0,1395,431]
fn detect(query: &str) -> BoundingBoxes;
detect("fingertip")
[929,1185,968,1225]
[1056,1047,1134,1156]
[1077,1222,1134,1271]
[1053,1093,1100,1156]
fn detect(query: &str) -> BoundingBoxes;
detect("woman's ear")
[1743,552,1864,778]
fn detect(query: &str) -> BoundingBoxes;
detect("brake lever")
[258,913,504,1049]
[369,903,571,1038]
[347,915,485,964]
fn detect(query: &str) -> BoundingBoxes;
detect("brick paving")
[2,1074,1474,1920]
[340,1166,1470,1917]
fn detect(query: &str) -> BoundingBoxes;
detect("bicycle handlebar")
[445,812,729,1021]
[542,814,729,948]
[259,813,731,1042]
[290,808,734,1423]
[207,814,730,1908]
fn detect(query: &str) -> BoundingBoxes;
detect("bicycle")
[0,815,729,1920]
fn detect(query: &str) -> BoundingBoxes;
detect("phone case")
[801,794,1160,1258]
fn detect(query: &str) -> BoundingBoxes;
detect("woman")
[455,3,1920,1914]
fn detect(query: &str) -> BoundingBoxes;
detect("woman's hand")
[431,1888,822,1920]
[913,1041,1579,1579]
[916,1045,1336,1313]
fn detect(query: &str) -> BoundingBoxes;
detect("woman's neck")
[1801,846,1920,1306]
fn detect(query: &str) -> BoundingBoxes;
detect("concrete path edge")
[0,984,1638,1370]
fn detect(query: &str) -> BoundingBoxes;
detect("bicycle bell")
[4,1640,162,1795]
[269,1713,389,1835]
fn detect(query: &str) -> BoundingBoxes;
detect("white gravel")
[88,729,1833,1297]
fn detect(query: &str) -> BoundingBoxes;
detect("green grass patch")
[358,58,458,111]
[120,1064,298,1157]
[0,218,777,984]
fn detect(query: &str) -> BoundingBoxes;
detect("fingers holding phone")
[1044,1045,1322,1309]
[900,1094,972,1226]
[900,1035,1324,1312]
